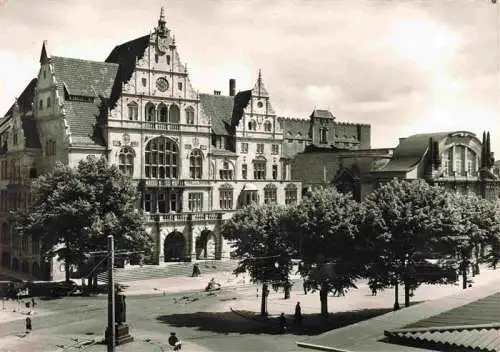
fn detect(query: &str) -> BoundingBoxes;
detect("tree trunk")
[393,281,400,311]
[462,264,468,290]
[320,283,329,317]
[404,281,411,308]
[64,262,71,282]
[260,283,269,316]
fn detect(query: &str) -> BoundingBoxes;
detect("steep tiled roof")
[378,132,451,173]
[105,35,150,106]
[199,94,234,136]
[385,292,500,351]
[230,90,252,129]
[279,117,310,139]
[310,109,335,119]
[51,56,119,147]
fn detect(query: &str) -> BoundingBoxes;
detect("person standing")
[279,313,287,333]
[25,317,32,333]
[294,302,302,325]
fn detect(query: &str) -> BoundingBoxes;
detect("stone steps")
[97,260,237,284]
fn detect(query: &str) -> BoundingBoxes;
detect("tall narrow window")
[185,106,195,125]
[242,164,248,180]
[118,147,134,177]
[285,184,298,205]
[241,143,248,153]
[39,100,43,110]
[257,144,264,154]
[219,185,233,210]
[167,55,171,65]
[253,159,266,180]
[145,103,155,122]
[189,149,203,179]
[272,165,278,180]
[144,193,152,212]
[169,104,180,124]
[219,161,233,180]
[271,144,279,155]
[248,120,257,131]
[145,137,178,179]
[157,103,168,122]
[264,184,277,204]
[47,97,51,108]
[188,192,203,211]
[319,127,328,144]
[127,102,138,120]
[264,121,272,132]
[155,54,159,63]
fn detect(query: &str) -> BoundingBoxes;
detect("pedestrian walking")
[25,317,32,333]
[294,302,302,325]
[31,298,36,308]
[303,280,307,295]
[191,263,201,277]
[279,312,287,333]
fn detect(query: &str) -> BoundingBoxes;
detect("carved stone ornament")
[112,140,121,147]
[131,141,138,147]
[200,145,207,150]
[193,137,199,148]
[185,144,192,150]
[123,133,131,146]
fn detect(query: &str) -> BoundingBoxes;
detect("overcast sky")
[1,0,500,152]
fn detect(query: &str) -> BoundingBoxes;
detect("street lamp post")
[107,235,115,352]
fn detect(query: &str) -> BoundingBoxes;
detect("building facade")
[0,9,310,280]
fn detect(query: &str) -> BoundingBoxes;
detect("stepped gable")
[199,93,235,136]
[51,56,119,146]
[379,132,451,173]
[105,35,150,106]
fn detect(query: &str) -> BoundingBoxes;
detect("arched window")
[264,184,277,204]
[145,103,155,122]
[157,103,168,122]
[285,184,298,205]
[248,120,257,131]
[219,161,234,180]
[127,102,138,120]
[185,106,195,125]
[145,137,178,179]
[189,149,203,179]
[169,104,180,124]
[118,147,134,177]
[264,121,272,132]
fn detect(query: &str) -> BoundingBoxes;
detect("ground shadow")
[157,306,403,336]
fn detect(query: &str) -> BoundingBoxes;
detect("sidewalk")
[297,265,500,352]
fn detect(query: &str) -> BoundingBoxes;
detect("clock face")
[156,77,169,92]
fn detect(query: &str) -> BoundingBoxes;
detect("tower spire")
[157,6,167,36]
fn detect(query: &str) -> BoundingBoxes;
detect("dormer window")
[319,127,328,144]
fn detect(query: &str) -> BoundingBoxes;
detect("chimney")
[229,79,236,96]
[214,90,221,96]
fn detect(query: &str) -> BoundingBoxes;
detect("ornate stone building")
[0,9,310,280]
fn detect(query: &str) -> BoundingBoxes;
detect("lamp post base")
[105,324,134,346]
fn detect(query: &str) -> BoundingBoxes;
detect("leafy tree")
[362,179,457,310]
[221,203,295,316]
[286,187,365,317]
[13,156,153,283]
[437,193,500,289]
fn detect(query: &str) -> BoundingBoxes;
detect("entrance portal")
[196,230,216,260]
[164,231,186,262]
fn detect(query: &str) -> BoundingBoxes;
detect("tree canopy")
[13,156,153,281]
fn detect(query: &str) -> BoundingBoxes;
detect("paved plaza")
[0,265,498,351]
